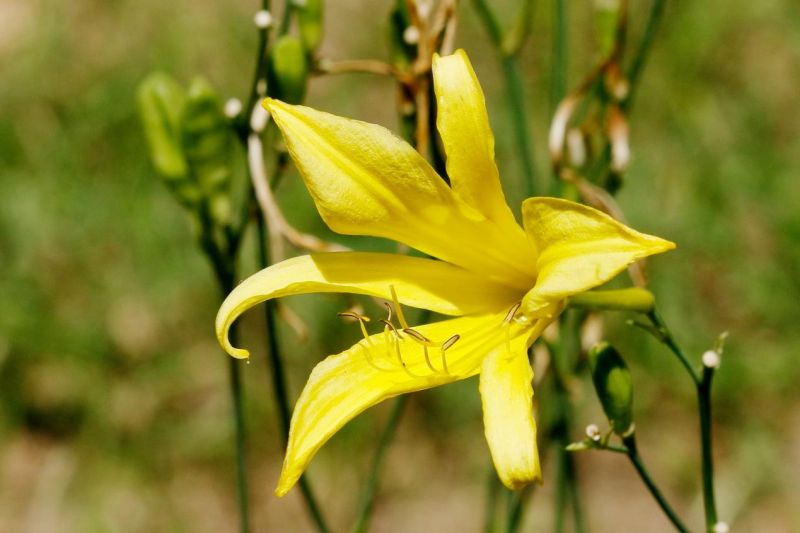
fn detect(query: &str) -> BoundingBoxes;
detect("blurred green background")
[1,0,799,531]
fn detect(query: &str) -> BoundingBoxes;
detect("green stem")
[255,212,330,533]
[228,354,250,533]
[471,0,539,196]
[351,396,408,533]
[698,367,718,529]
[646,310,700,384]
[622,436,689,533]
[623,0,666,112]
[483,469,501,533]
[644,310,720,529]
[550,0,568,114]
[212,262,250,533]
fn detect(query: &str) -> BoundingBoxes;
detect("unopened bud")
[702,350,721,369]
[267,35,309,104]
[585,424,601,441]
[588,342,634,436]
[403,26,420,45]
[712,522,729,533]
[254,10,273,29]
[224,98,242,119]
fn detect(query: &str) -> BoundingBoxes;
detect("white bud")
[403,26,420,45]
[251,104,270,133]
[224,98,242,119]
[702,350,721,369]
[712,522,729,533]
[585,424,601,441]
[254,10,273,29]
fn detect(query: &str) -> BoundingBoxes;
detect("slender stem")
[351,396,408,533]
[471,0,539,195]
[255,212,330,533]
[623,0,666,112]
[228,354,250,533]
[622,436,689,533]
[550,0,568,114]
[643,310,720,529]
[483,470,501,533]
[646,310,700,384]
[698,367,718,529]
[502,56,539,196]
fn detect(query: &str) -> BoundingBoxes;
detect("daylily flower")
[216,50,674,496]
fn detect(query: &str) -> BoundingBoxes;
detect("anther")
[337,311,371,322]
[383,302,393,323]
[404,328,436,373]
[504,302,521,324]
[439,334,460,374]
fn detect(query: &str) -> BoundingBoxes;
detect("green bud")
[181,78,233,224]
[567,288,655,313]
[588,342,634,436]
[268,36,309,104]
[136,72,188,179]
[297,0,323,53]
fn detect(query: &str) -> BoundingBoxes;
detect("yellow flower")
[216,50,674,496]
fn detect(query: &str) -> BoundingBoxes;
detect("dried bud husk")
[588,342,634,436]
[181,78,233,225]
[137,72,199,204]
[297,0,323,54]
[268,36,309,105]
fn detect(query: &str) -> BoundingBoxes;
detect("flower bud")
[588,342,634,436]
[267,35,309,105]
[297,0,323,53]
[181,78,234,224]
[136,72,188,180]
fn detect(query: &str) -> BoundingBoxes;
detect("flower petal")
[264,98,537,289]
[216,252,520,358]
[432,50,521,232]
[520,197,676,315]
[479,317,551,490]
[276,311,519,496]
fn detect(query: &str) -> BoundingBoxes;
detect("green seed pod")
[181,78,233,224]
[136,72,189,179]
[297,0,323,53]
[267,36,309,105]
[588,342,634,436]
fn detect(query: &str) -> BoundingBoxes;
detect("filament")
[389,285,410,329]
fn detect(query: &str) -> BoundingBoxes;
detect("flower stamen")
[337,311,390,371]
[403,327,437,373]
[440,334,460,374]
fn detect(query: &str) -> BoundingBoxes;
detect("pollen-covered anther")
[504,302,522,324]
[439,334,460,374]
[403,327,438,373]
[337,311,388,372]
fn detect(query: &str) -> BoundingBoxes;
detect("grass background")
[1,0,799,531]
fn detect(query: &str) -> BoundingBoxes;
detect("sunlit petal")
[216,252,520,358]
[264,98,537,289]
[276,311,518,496]
[520,197,675,315]
[431,50,521,234]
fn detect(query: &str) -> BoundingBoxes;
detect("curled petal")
[520,197,675,316]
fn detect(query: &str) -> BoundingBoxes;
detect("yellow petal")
[276,311,519,496]
[431,50,521,233]
[479,316,552,490]
[264,98,537,290]
[216,252,520,358]
[520,197,676,315]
